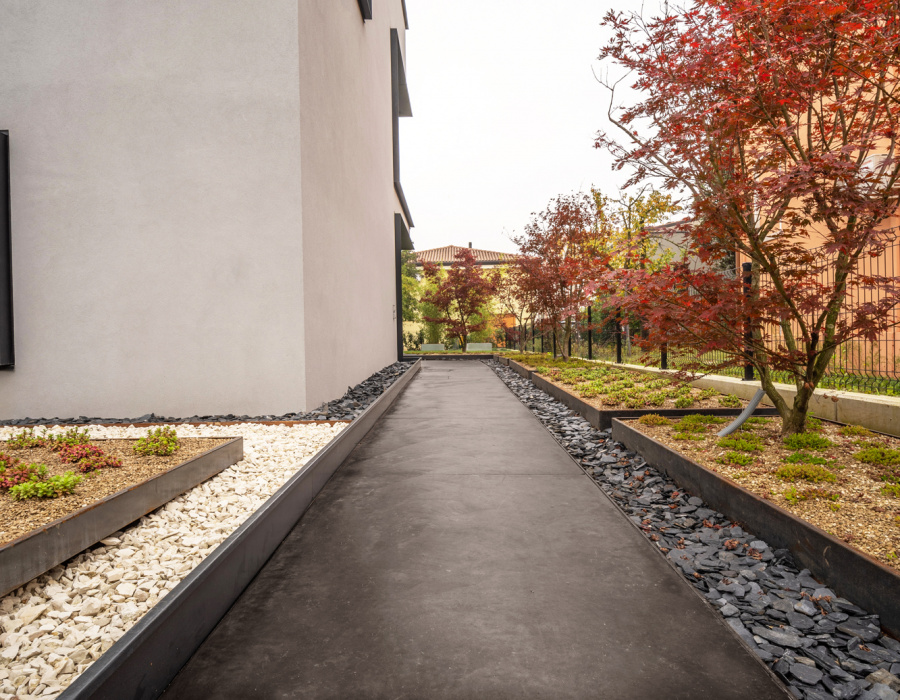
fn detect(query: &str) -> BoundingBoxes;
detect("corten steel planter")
[508,359,778,430]
[403,353,495,360]
[0,438,244,598]
[612,417,900,639]
[59,359,422,700]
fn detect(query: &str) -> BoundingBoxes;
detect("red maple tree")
[595,0,900,433]
[512,193,607,359]
[421,249,499,351]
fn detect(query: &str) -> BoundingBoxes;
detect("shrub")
[806,417,823,431]
[718,434,765,452]
[6,428,47,450]
[8,471,81,499]
[718,394,742,408]
[775,463,837,483]
[783,433,833,451]
[674,395,694,409]
[646,392,667,407]
[134,427,180,457]
[638,414,672,426]
[0,462,46,490]
[855,446,900,467]
[841,424,876,438]
[718,451,755,466]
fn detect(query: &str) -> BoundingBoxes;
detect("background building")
[0,0,413,418]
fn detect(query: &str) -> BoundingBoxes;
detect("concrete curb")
[58,359,422,700]
[403,353,495,360]
[508,359,778,430]
[0,438,243,598]
[612,417,900,639]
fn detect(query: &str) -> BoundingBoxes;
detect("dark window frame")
[390,29,413,228]
[0,131,13,368]
[357,0,373,21]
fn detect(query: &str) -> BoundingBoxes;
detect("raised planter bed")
[403,353,495,360]
[508,358,778,430]
[0,437,243,598]
[59,359,422,700]
[612,417,900,639]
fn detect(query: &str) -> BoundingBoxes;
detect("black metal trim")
[357,0,373,21]
[391,29,413,228]
[58,360,422,700]
[0,131,13,367]
[395,214,406,362]
[401,0,409,28]
[612,417,900,639]
[0,438,243,598]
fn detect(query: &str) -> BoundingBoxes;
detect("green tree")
[401,250,420,323]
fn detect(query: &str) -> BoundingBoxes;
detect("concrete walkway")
[162,361,788,699]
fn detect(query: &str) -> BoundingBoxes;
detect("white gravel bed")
[0,422,346,699]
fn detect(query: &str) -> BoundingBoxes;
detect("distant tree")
[512,193,604,359]
[421,249,499,351]
[400,250,421,323]
[595,0,900,434]
[494,264,536,352]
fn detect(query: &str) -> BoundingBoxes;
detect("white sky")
[400,0,650,255]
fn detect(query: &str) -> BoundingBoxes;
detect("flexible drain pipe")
[717,388,767,437]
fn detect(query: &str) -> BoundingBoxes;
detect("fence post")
[553,330,557,358]
[661,342,668,370]
[531,319,535,352]
[587,306,593,360]
[743,261,754,381]
[567,323,572,358]
[540,323,544,353]
[615,310,623,364]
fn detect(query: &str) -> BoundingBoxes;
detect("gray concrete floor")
[162,361,788,699]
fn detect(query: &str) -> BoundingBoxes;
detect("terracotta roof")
[415,245,512,266]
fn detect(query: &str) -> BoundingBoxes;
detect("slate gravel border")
[487,359,900,700]
[0,363,412,426]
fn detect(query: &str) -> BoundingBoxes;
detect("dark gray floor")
[162,361,789,699]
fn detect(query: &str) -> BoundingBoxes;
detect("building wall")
[0,1,308,418]
[298,0,409,410]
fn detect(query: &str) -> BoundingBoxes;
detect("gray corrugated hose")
[717,388,767,437]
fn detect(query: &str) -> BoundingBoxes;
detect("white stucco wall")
[0,1,307,418]
[298,0,410,410]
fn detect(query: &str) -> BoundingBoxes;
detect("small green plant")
[856,446,900,467]
[829,502,841,512]
[805,417,823,431]
[718,451,755,466]
[783,433,833,451]
[0,452,20,471]
[782,451,839,470]
[45,428,92,452]
[775,463,837,483]
[841,424,876,438]
[674,395,694,408]
[745,416,769,426]
[784,485,838,504]
[717,434,765,452]
[8,471,81,499]
[717,394,741,408]
[674,432,706,440]
[638,414,672,427]
[134,427,180,457]
[881,484,900,498]
[6,428,47,449]
[698,388,717,400]
[59,444,123,473]
[0,462,46,489]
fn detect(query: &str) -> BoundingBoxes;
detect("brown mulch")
[634,417,900,572]
[0,438,228,546]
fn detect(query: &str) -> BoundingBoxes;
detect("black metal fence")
[505,236,900,396]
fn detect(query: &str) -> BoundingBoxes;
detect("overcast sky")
[400,0,651,255]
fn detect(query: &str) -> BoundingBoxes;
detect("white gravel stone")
[0,421,344,699]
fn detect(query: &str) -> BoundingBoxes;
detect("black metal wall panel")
[0,131,13,367]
